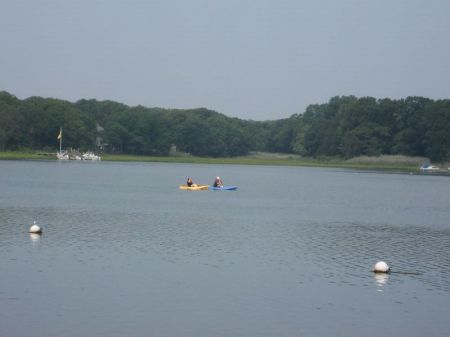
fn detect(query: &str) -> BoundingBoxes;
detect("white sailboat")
[419,163,440,171]
[82,152,101,160]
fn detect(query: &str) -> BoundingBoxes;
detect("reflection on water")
[374,273,389,291]
[29,233,41,244]
[0,160,449,337]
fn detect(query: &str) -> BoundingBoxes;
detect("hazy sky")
[1,0,449,120]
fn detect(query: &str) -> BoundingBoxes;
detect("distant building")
[169,144,177,155]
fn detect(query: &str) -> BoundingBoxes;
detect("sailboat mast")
[59,127,62,153]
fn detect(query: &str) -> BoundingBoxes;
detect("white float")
[373,261,390,273]
[29,221,42,234]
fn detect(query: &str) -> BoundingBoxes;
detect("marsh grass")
[102,153,422,171]
[0,151,55,160]
[345,155,427,166]
[346,155,449,171]
[1,151,440,172]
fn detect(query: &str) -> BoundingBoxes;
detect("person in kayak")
[213,176,223,187]
[186,177,194,187]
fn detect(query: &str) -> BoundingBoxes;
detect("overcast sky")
[1,0,449,120]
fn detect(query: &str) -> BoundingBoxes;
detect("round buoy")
[373,261,390,273]
[29,221,42,234]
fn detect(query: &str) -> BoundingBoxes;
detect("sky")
[1,0,450,120]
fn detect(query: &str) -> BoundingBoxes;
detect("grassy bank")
[0,151,55,160]
[0,151,441,172]
[101,153,426,171]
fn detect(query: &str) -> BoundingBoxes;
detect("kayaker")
[186,177,194,187]
[213,176,223,187]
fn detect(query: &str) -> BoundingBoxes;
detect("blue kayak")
[209,185,238,191]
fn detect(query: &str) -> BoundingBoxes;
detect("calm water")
[1,160,449,337]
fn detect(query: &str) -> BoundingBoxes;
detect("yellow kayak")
[179,184,209,191]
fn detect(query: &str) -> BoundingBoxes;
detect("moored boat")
[420,164,440,171]
[56,151,69,160]
[55,127,101,161]
[82,152,101,161]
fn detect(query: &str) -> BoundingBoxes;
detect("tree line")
[0,91,449,161]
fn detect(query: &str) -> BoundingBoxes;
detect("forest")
[0,91,449,161]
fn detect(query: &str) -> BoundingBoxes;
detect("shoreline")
[0,151,439,173]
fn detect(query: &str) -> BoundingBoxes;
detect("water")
[1,160,449,337]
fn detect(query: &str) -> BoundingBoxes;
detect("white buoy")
[373,261,390,273]
[29,221,42,234]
